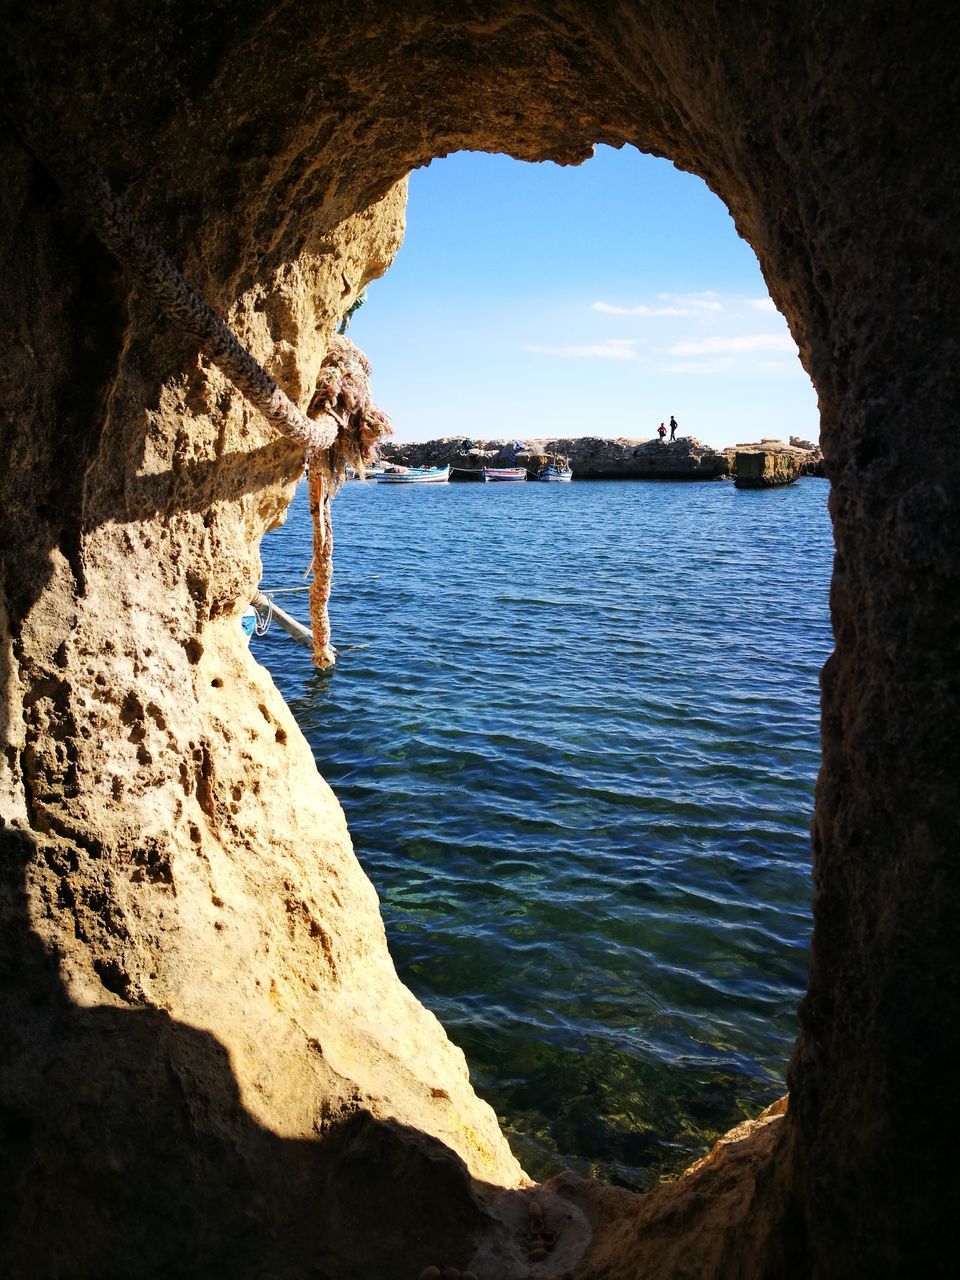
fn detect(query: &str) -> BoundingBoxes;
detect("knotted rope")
[4,63,392,668]
[3,62,339,452]
[305,336,392,667]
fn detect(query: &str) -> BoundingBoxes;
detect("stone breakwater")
[380,435,824,480]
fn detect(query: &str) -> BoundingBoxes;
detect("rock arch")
[1,4,957,1277]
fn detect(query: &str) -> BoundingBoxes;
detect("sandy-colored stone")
[560,1099,795,1280]
[727,438,824,478]
[734,449,800,487]
[0,97,521,1280]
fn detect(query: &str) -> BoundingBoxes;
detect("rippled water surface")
[256,476,833,1187]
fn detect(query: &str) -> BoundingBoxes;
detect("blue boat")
[483,466,527,482]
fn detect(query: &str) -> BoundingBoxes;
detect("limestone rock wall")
[1,3,958,1278]
[0,107,523,1280]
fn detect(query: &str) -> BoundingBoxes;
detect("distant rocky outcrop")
[382,435,730,478]
[381,435,826,481]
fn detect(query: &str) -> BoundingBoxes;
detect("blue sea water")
[255,476,834,1188]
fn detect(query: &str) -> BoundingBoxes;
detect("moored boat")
[376,465,450,484]
[537,465,573,482]
[345,464,387,480]
[482,466,527,482]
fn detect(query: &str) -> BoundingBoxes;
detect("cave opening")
[253,145,830,1190]
[352,147,820,449]
[3,6,955,1274]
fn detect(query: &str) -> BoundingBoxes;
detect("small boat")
[482,467,527,483]
[345,464,387,480]
[537,465,573,482]
[376,465,450,484]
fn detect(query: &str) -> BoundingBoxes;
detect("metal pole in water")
[252,590,315,652]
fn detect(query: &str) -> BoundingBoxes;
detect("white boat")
[344,464,388,481]
[482,467,527,483]
[376,465,450,484]
[537,465,573,482]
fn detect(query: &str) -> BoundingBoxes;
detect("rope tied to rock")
[3,60,392,668]
[2,60,342,453]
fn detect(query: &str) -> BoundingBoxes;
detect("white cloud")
[658,290,723,312]
[592,301,691,318]
[662,359,735,375]
[668,333,796,356]
[592,291,724,318]
[744,297,777,313]
[546,293,799,376]
[525,338,644,360]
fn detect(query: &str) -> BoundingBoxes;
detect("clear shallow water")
[256,476,833,1188]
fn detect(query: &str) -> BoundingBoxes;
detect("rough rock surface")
[0,70,522,1280]
[1,3,959,1279]
[734,449,800,488]
[727,438,824,478]
[561,1098,793,1279]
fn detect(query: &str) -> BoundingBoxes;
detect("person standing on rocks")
[669,414,678,440]
[658,422,667,441]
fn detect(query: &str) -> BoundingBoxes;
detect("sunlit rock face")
[1,3,957,1277]
[734,450,799,487]
[727,439,824,478]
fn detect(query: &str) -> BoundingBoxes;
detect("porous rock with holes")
[0,4,957,1278]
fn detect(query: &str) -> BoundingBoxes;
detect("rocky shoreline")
[380,434,824,482]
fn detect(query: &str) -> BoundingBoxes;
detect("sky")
[346,146,819,451]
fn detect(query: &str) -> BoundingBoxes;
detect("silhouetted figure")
[669,415,678,440]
